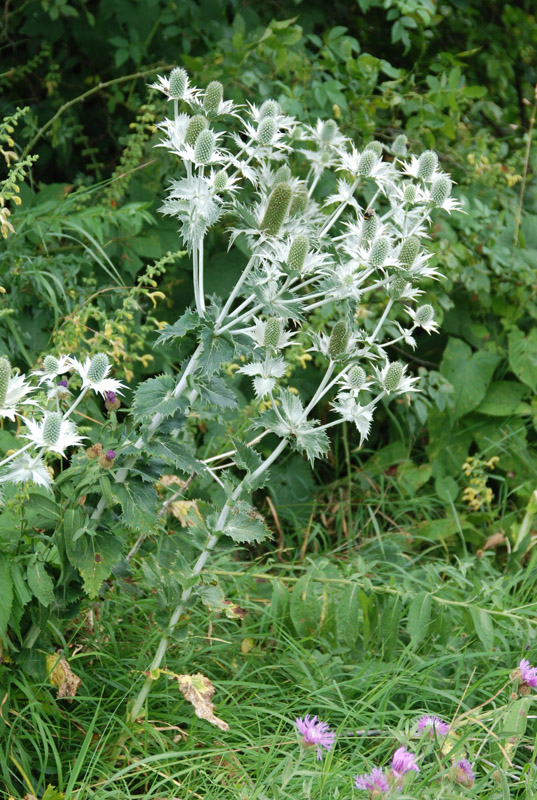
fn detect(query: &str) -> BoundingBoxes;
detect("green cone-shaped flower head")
[261,183,292,236]
[213,169,228,192]
[399,236,419,267]
[288,235,309,272]
[321,119,338,144]
[369,237,390,267]
[328,320,349,360]
[384,362,403,392]
[87,353,109,384]
[415,304,434,325]
[358,149,378,177]
[194,129,216,164]
[365,140,383,157]
[203,81,223,115]
[0,357,10,407]
[361,213,379,242]
[184,114,208,147]
[392,134,408,156]
[43,355,59,374]
[430,176,451,207]
[273,165,292,185]
[348,365,366,390]
[417,150,438,181]
[258,117,277,146]
[387,274,408,300]
[403,183,418,204]
[260,99,279,119]
[42,412,62,446]
[169,67,188,100]
[264,318,282,349]
[289,186,308,217]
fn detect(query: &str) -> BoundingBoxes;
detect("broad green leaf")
[114,481,157,532]
[222,504,272,544]
[380,596,401,659]
[66,530,123,598]
[143,438,199,473]
[397,461,432,495]
[27,561,55,607]
[407,591,432,647]
[440,337,500,420]
[25,492,60,529]
[197,376,237,408]
[199,327,234,375]
[157,307,201,344]
[0,557,13,643]
[469,606,494,650]
[0,509,21,545]
[498,697,531,769]
[232,439,267,491]
[132,375,187,420]
[290,573,322,637]
[42,785,65,800]
[336,583,361,647]
[476,381,527,416]
[508,329,537,391]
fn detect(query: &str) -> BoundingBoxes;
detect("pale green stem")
[303,362,335,417]
[128,436,288,722]
[368,299,394,344]
[215,255,257,327]
[63,388,88,420]
[320,178,359,237]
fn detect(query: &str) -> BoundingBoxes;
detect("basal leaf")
[440,337,500,420]
[407,591,432,647]
[336,583,361,647]
[156,307,201,344]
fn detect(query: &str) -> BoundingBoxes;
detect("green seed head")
[288,235,309,272]
[289,186,308,217]
[430,176,452,207]
[203,81,223,115]
[365,140,383,157]
[403,182,418,204]
[348,365,366,390]
[328,320,349,360]
[369,237,390,267]
[387,274,408,300]
[417,150,438,181]
[213,169,228,192]
[260,99,279,119]
[194,128,216,164]
[184,114,208,147]
[358,149,378,177]
[399,236,420,267]
[273,165,292,185]
[392,134,408,156]
[42,412,62,446]
[321,119,338,143]
[0,357,10,407]
[258,117,277,146]
[415,304,434,325]
[43,355,59,374]
[87,353,109,384]
[384,362,404,393]
[361,213,379,242]
[169,67,188,100]
[261,182,292,236]
[264,318,282,349]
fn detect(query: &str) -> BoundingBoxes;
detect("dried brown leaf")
[46,653,81,702]
[176,672,229,731]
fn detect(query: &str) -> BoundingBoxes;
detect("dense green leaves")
[440,338,500,420]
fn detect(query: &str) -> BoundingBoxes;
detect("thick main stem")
[128,436,288,722]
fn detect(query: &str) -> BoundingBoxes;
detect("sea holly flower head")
[70,353,125,398]
[390,746,419,779]
[32,354,71,385]
[0,452,53,491]
[452,759,475,787]
[417,715,450,737]
[294,715,335,760]
[0,357,34,420]
[354,767,389,795]
[23,411,85,457]
[149,68,201,103]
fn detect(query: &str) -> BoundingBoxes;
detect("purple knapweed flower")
[519,658,537,688]
[58,380,68,387]
[105,390,116,404]
[453,759,474,786]
[105,449,116,461]
[417,715,449,737]
[354,767,389,793]
[295,715,335,760]
[390,747,419,779]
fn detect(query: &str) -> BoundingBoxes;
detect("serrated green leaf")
[143,438,200,473]
[156,308,201,344]
[199,327,235,376]
[65,529,123,599]
[132,375,187,420]
[440,337,500,420]
[469,606,494,650]
[336,583,361,647]
[27,561,55,607]
[222,504,272,544]
[114,481,157,531]
[407,591,432,647]
[0,556,13,643]
[197,376,237,408]
[42,786,65,800]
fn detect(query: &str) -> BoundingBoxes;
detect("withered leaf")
[46,653,81,702]
[176,672,229,731]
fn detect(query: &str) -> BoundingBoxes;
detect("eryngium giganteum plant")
[0,67,460,722]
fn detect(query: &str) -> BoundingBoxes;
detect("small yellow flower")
[297,352,313,369]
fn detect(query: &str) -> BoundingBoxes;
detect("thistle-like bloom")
[354,767,389,793]
[32,354,71,385]
[149,69,201,104]
[295,715,335,760]
[417,715,449,736]
[23,412,85,457]
[390,747,419,779]
[453,759,475,786]
[0,372,33,420]
[69,353,125,398]
[375,361,419,396]
[0,452,53,491]
[519,658,537,687]
[244,318,295,351]
[330,397,374,444]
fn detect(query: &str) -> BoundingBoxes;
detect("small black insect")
[363,208,375,220]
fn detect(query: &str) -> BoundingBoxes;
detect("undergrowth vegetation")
[1,2,537,799]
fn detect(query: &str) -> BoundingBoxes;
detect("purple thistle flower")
[295,715,335,760]
[105,449,116,460]
[520,658,537,688]
[453,759,475,786]
[354,767,389,793]
[417,715,449,737]
[58,380,68,387]
[390,747,419,779]
[105,390,117,403]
